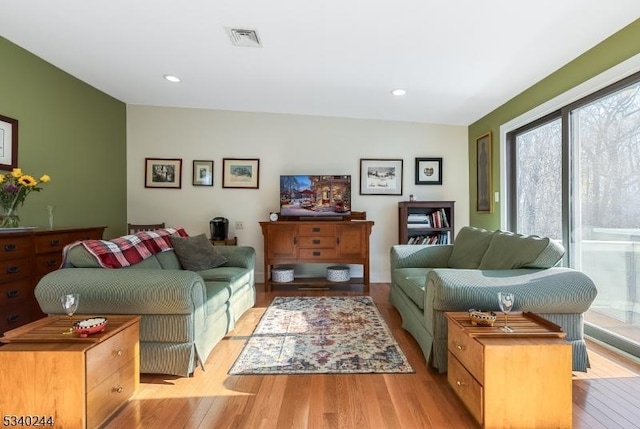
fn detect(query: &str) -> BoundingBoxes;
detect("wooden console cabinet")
[0,226,106,335]
[259,220,374,292]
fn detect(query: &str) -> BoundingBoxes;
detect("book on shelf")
[407,232,451,245]
[407,208,450,229]
[407,223,430,229]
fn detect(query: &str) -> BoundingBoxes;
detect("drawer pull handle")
[456,380,465,387]
[50,239,60,246]
[456,344,466,351]
[337,237,340,245]
[114,386,124,394]
[312,239,320,244]
[7,314,20,323]
[6,266,19,274]
[6,290,20,298]
[312,227,320,232]
[3,244,17,252]
[46,259,57,267]
[293,237,297,245]
[313,251,320,256]
[116,349,123,356]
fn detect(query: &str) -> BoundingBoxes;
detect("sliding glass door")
[507,71,640,356]
[572,79,640,349]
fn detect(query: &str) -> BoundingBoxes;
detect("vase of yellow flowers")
[0,168,51,228]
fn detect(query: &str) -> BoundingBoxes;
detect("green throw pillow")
[447,226,495,269]
[478,231,551,270]
[169,234,228,271]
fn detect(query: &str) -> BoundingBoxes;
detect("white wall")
[126,105,469,282]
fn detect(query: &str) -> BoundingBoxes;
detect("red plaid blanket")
[64,227,189,268]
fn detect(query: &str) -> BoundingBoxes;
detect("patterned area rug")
[228,296,414,375]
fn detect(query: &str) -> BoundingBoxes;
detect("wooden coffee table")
[445,311,572,429]
[0,315,140,429]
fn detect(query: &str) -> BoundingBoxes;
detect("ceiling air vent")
[226,28,262,48]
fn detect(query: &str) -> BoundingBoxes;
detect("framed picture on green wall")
[0,114,18,170]
[476,132,492,213]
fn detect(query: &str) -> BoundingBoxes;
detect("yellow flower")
[40,174,51,183]
[0,174,4,183]
[11,168,22,178]
[18,175,37,187]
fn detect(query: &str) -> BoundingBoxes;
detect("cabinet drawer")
[298,248,338,259]
[448,321,484,383]
[69,229,104,242]
[34,233,75,254]
[0,301,32,334]
[448,353,483,425]
[0,236,33,261]
[298,236,336,248]
[87,358,137,429]
[86,324,138,390]
[36,254,62,276]
[0,258,32,282]
[0,279,32,306]
[298,224,335,236]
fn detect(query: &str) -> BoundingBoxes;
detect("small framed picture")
[0,114,18,170]
[144,158,182,189]
[359,158,403,195]
[415,157,442,185]
[476,132,493,213]
[192,160,213,186]
[222,158,260,189]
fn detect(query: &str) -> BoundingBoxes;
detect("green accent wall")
[0,37,127,237]
[468,18,640,230]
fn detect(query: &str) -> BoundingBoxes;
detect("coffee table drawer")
[448,320,484,383]
[87,358,137,429]
[448,352,483,424]
[86,323,138,391]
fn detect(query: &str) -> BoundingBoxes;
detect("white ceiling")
[2,1,640,125]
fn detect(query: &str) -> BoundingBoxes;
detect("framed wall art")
[192,160,213,186]
[0,114,18,170]
[144,158,182,189]
[476,132,492,213]
[359,158,403,195]
[415,157,442,185]
[222,158,260,189]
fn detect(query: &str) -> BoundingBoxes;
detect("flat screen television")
[280,175,351,217]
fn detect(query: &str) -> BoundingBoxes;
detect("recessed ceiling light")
[164,75,181,83]
[391,89,407,96]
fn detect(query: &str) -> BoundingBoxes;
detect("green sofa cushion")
[478,231,551,269]
[525,239,565,268]
[392,267,434,310]
[169,234,228,271]
[447,226,495,269]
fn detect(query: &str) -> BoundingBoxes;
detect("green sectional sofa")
[35,233,255,377]
[390,226,598,373]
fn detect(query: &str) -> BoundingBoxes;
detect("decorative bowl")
[468,309,497,326]
[73,317,108,337]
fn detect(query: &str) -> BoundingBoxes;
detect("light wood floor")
[104,284,640,429]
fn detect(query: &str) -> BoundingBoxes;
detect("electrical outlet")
[235,221,243,230]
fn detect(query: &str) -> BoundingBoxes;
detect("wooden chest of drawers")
[0,226,106,334]
[445,312,572,428]
[259,220,374,292]
[0,315,140,428]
